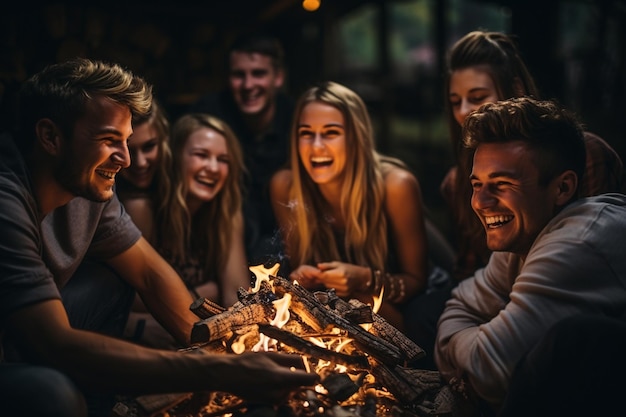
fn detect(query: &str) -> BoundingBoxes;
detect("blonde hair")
[157,113,245,278]
[286,81,403,271]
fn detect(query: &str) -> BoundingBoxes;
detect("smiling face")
[449,66,500,126]
[470,141,561,257]
[121,121,160,189]
[297,101,347,188]
[56,95,132,202]
[228,51,284,117]
[182,127,230,214]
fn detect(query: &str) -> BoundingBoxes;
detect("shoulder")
[541,194,626,245]
[381,163,420,195]
[270,169,293,188]
[270,169,293,199]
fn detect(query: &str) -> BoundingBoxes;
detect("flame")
[252,293,292,352]
[249,262,280,292]
[372,285,384,313]
[198,264,403,415]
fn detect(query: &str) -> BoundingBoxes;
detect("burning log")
[369,359,442,405]
[314,291,373,324]
[235,280,278,308]
[257,323,369,368]
[271,276,404,366]
[190,297,226,319]
[190,304,272,345]
[119,264,462,417]
[316,290,426,365]
[347,299,425,365]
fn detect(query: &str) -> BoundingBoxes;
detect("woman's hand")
[289,265,323,290]
[316,261,370,298]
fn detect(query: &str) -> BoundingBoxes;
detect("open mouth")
[485,214,514,228]
[311,156,333,168]
[241,92,262,106]
[96,169,117,180]
[196,177,218,189]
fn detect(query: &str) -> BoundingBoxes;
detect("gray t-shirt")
[0,133,141,347]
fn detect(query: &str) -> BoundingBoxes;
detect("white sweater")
[435,193,626,407]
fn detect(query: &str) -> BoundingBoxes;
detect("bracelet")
[383,273,406,303]
[365,268,374,291]
[370,269,383,294]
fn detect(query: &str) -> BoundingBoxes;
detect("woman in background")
[156,113,250,308]
[270,81,432,331]
[117,98,172,244]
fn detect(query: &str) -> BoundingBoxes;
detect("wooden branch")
[315,291,373,324]
[271,276,403,366]
[347,299,426,365]
[319,292,426,365]
[257,324,369,368]
[190,304,272,345]
[189,297,226,319]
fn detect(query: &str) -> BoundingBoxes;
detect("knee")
[4,367,87,417]
[42,370,87,417]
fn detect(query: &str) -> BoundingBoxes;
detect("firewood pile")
[113,265,467,417]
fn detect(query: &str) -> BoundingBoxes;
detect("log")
[321,372,360,402]
[315,291,373,324]
[233,280,278,308]
[369,357,443,406]
[320,292,426,365]
[257,323,369,368]
[347,299,425,365]
[271,276,403,366]
[190,304,272,345]
[189,297,226,319]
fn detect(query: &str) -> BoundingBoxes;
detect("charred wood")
[190,304,272,345]
[257,323,369,368]
[271,276,403,366]
[189,297,226,319]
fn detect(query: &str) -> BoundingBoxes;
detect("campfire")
[113,264,459,417]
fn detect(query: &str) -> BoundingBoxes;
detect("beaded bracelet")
[368,268,384,294]
[368,269,406,302]
[383,272,406,303]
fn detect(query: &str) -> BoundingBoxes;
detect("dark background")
[2,0,625,239]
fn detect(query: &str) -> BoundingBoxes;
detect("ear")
[274,67,285,89]
[554,170,578,206]
[35,119,62,156]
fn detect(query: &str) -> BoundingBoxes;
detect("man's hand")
[215,351,319,404]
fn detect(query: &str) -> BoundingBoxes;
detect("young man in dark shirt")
[190,32,294,263]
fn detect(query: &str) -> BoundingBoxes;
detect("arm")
[120,196,155,244]
[382,167,429,299]
[106,236,197,346]
[219,209,252,307]
[5,299,318,399]
[435,234,620,407]
[317,168,429,300]
[312,168,428,329]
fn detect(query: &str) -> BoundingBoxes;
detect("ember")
[114,264,458,417]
